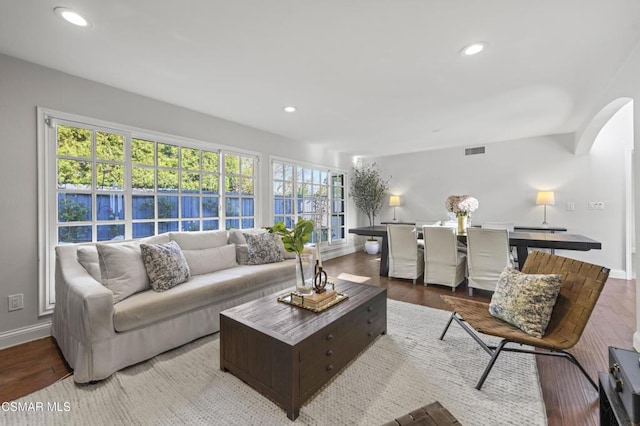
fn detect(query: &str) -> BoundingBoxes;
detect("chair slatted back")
[521,250,610,348]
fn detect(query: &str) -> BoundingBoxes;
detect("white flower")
[445,195,479,216]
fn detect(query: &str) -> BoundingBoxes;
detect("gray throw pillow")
[230,229,296,264]
[140,241,191,292]
[489,267,562,338]
[243,233,284,265]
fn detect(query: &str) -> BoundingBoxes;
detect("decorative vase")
[295,253,314,295]
[364,240,380,254]
[457,214,468,234]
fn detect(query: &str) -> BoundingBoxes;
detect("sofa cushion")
[170,230,228,250]
[244,232,284,265]
[113,260,297,332]
[182,244,237,275]
[140,233,171,245]
[140,241,191,292]
[77,245,101,282]
[97,242,150,303]
[489,267,562,338]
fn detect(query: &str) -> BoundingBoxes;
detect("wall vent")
[465,146,486,156]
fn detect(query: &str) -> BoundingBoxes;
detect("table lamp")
[536,191,555,227]
[389,195,401,222]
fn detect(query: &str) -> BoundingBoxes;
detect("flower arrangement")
[446,195,479,217]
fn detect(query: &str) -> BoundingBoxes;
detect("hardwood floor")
[0,251,634,426]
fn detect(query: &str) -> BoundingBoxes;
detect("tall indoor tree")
[350,162,390,226]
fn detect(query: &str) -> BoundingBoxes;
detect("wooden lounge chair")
[439,250,610,390]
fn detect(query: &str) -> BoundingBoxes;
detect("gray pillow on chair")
[489,267,562,338]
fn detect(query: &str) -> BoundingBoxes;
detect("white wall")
[0,54,352,346]
[370,130,629,277]
[568,37,640,349]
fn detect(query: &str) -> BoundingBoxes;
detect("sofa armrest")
[54,245,115,343]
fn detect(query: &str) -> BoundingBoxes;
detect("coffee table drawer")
[299,292,386,399]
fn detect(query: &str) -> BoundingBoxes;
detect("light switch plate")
[566,202,575,211]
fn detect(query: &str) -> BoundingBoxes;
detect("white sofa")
[52,229,297,383]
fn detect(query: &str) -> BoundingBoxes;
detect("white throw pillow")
[97,242,150,303]
[77,245,101,282]
[182,244,237,275]
[140,233,171,245]
[170,230,228,250]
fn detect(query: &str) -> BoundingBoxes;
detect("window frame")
[270,156,348,249]
[37,108,260,316]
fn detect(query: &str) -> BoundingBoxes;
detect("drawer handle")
[326,350,333,357]
[367,306,373,312]
[326,334,334,341]
[326,364,334,371]
[367,319,373,325]
[615,378,624,392]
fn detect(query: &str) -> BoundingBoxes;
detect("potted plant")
[267,218,315,294]
[350,162,390,254]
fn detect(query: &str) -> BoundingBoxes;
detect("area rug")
[335,272,370,283]
[7,300,546,425]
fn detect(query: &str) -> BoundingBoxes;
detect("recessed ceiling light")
[54,7,90,27]
[283,106,296,113]
[461,42,487,56]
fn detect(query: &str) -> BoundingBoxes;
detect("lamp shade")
[389,195,401,207]
[536,191,555,205]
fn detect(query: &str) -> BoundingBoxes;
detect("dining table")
[348,226,602,277]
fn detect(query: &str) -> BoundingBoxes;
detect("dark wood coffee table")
[220,280,387,420]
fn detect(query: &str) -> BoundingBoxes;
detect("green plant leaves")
[266,218,315,255]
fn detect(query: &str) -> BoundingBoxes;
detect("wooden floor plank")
[0,250,633,426]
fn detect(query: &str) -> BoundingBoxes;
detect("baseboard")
[0,321,52,350]
[322,244,357,261]
[608,269,630,280]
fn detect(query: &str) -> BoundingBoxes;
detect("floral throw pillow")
[140,241,191,292]
[243,233,284,265]
[489,267,562,338]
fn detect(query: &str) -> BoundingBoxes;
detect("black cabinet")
[600,372,631,426]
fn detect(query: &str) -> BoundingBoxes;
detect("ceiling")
[1,1,640,158]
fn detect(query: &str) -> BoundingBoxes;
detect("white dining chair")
[423,226,466,291]
[466,227,512,296]
[387,224,424,284]
[481,221,515,232]
[482,221,518,262]
[415,220,440,248]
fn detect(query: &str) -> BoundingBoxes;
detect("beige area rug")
[6,300,546,426]
[335,272,370,283]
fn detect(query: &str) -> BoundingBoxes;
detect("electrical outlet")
[8,294,23,311]
[566,202,575,211]
[588,201,605,210]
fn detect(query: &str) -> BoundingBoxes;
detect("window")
[272,160,346,244]
[38,109,258,314]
